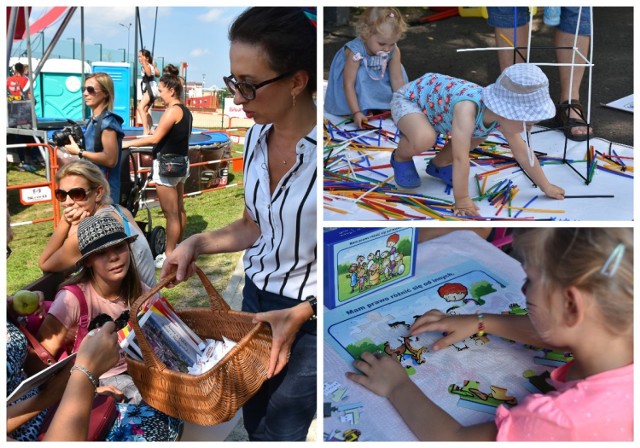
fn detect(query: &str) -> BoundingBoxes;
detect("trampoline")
[123,128,232,194]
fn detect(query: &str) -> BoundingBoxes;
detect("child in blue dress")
[389,63,565,216]
[325,7,409,128]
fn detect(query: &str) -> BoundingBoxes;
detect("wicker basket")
[126,266,272,426]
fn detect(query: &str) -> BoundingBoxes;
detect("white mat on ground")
[323,112,633,221]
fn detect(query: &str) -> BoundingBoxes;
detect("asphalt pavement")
[324,7,633,147]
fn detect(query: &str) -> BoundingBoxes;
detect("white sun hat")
[482,63,556,121]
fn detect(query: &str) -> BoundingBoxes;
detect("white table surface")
[323,230,548,441]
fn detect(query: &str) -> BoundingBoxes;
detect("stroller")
[119,148,166,258]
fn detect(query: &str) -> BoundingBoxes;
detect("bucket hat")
[482,63,555,121]
[76,214,137,266]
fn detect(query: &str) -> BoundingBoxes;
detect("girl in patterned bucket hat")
[38,214,144,403]
[75,214,138,267]
[389,63,565,216]
[33,213,185,439]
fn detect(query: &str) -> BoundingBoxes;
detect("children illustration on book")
[337,233,412,300]
[347,264,358,293]
[438,279,497,311]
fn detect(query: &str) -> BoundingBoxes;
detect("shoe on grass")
[154,253,166,269]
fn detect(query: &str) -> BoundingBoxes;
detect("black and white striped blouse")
[242,124,317,300]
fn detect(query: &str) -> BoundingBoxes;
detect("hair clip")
[303,8,317,28]
[389,13,395,18]
[601,243,625,277]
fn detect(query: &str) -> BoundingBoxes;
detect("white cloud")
[198,9,224,23]
[190,48,210,58]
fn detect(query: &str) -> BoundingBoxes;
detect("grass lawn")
[7,145,246,310]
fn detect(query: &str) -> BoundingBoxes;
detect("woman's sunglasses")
[82,86,101,95]
[54,187,93,201]
[222,71,293,101]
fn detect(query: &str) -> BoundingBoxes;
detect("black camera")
[52,119,84,148]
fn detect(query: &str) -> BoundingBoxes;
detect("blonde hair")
[356,7,407,41]
[513,228,633,333]
[86,72,115,111]
[55,159,112,205]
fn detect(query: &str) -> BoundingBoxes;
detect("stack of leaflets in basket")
[118,296,237,374]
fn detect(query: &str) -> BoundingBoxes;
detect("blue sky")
[11,6,247,90]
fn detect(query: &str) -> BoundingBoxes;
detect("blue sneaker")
[426,160,453,187]
[390,151,421,189]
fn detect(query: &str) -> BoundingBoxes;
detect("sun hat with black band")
[482,63,556,122]
[76,214,137,267]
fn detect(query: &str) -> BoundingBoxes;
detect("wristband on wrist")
[70,365,99,389]
[475,312,486,337]
[78,149,84,159]
[305,295,317,320]
[353,110,362,116]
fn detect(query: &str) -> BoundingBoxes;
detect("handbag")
[37,394,118,441]
[12,285,118,440]
[158,153,188,177]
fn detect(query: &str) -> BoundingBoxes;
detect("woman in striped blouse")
[161,7,317,441]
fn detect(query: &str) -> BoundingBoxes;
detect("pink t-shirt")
[48,282,152,378]
[495,361,633,441]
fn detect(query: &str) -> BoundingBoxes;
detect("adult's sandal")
[555,100,593,142]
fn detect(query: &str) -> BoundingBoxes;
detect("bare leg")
[394,113,437,162]
[555,30,592,138]
[494,25,529,72]
[432,137,484,167]
[137,92,151,134]
[175,181,187,242]
[155,184,182,255]
[147,111,154,135]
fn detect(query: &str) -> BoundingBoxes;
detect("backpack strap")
[112,204,131,236]
[61,284,90,353]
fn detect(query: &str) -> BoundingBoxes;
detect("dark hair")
[159,74,183,99]
[13,62,25,74]
[163,64,179,76]
[229,7,316,94]
[140,48,153,63]
[60,244,142,308]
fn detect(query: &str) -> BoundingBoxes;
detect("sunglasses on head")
[82,86,101,95]
[89,310,130,331]
[222,71,293,101]
[55,187,93,201]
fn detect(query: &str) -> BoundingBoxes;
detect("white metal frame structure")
[457,7,595,184]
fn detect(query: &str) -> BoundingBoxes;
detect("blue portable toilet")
[23,58,91,121]
[92,62,131,126]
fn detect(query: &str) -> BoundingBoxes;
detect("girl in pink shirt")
[38,214,148,403]
[348,228,633,441]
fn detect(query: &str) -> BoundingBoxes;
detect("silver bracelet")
[70,365,99,389]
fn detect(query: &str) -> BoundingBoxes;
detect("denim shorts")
[152,157,190,187]
[487,7,591,36]
[390,86,423,124]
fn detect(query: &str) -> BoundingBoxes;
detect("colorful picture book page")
[325,227,417,308]
[326,261,510,365]
[325,260,556,434]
